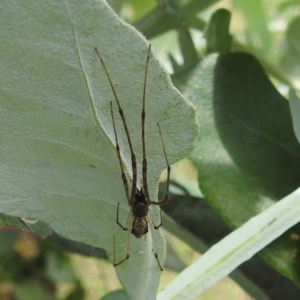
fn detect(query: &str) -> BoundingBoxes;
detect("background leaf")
[280,16,300,76]
[174,52,300,285]
[232,0,271,55]
[204,9,232,54]
[289,89,300,144]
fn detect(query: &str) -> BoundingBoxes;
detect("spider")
[95,45,171,271]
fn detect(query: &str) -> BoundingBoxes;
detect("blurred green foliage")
[2,0,300,299]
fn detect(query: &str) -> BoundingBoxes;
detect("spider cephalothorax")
[131,188,149,238]
[95,45,170,271]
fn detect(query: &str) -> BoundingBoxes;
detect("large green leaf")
[0,1,197,298]
[175,53,300,284]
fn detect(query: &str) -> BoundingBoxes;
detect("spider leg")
[141,44,152,204]
[110,102,131,204]
[148,208,163,229]
[116,203,131,231]
[95,48,137,206]
[114,209,133,267]
[147,215,164,271]
[150,123,171,206]
[113,232,131,267]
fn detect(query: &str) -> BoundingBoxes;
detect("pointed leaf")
[0,0,198,298]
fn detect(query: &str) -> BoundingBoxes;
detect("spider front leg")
[148,208,163,229]
[140,45,152,204]
[95,48,137,207]
[150,123,171,206]
[110,102,132,206]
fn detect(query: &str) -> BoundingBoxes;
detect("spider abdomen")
[131,217,148,238]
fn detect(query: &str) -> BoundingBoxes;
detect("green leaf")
[204,9,232,54]
[158,188,300,299]
[0,213,52,238]
[101,289,131,300]
[176,52,300,284]
[289,89,300,144]
[45,249,76,283]
[232,0,271,54]
[0,0,197,298]
[134,0,218,39]
[14,281,56,300]
[178,28,198,67]
[280,16,300,76]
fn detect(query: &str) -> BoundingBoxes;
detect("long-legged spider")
[95,45,170,271]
